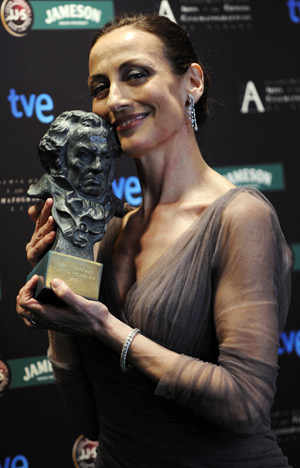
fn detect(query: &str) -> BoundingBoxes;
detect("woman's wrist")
[98,312,133,353]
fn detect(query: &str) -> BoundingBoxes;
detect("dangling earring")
[188,93,198,132]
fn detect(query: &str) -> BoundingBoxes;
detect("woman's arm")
[152,195,291,434]
[23,200,101,438]
[48,332,99,440]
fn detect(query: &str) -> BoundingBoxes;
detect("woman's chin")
[119,139,150,159]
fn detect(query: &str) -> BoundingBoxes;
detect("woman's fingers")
[50,279,95,314]
[18,274,39,303]
[16,275,43,327]
[16,276,65,330]
[28,198,52,223]
[26,225,56,266]
[17,276,109,336]
[49,279,108,335]
[26,198,56,266]
[28,200,44,223]
[35,198,53,228]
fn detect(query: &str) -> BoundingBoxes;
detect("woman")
[17,14,292,468]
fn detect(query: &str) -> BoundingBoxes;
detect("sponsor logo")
[287,0,300,23]
[158,0,177,23]
[240,79,300,113]
[214,163,285,191]
[240,81,265,113]
[279,330,300,357]
[7,88,54,124]
[0,454,29,468]
[178,0,252,32]
[0,0,33,37]
[291,243,300,271]
[0,178,39,213]
[0,359,10,396]
[30,1,114,30]
[112,176,142,207]
[7,355,54,389]
[271,409,300,443]
[72,435,98,468]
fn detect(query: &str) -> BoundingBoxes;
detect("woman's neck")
[133,134,210,215]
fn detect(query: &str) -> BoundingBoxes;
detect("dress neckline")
[108,187,247,311]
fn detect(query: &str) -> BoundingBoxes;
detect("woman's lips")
[113,113,148,132]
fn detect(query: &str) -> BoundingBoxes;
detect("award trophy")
[27,110,124,303]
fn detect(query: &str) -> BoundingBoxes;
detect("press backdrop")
[0,1,299,467]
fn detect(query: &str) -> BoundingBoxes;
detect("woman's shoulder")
[221,187,276,224]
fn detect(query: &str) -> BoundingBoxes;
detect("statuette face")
[28,110,124,261]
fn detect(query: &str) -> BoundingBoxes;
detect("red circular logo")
[1,0,33,37]
[72,435,98,468]
[0,359,10,395]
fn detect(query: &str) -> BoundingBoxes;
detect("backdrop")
[0,1,299,467]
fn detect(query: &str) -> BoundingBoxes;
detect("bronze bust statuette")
[27,110,124,302]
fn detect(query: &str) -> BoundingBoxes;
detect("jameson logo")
[7,355,54,389]
[30,1,114,30]
[215,163,285,191]
[291,243,300,272]
[23,358,52,382]
[45,4,101,25]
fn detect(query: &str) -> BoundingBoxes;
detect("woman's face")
[88,27,188,157]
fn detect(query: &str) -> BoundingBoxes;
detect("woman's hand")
[26,198,56,266]
[16,275,110,338]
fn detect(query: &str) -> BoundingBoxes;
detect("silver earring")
[188,93,198,132]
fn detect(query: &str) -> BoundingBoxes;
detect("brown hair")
[90,13,210,126]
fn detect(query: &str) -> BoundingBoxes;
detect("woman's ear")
[186,63,204,104]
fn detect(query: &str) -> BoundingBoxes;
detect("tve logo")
[287,0,300,23]
[112,176,142,206]
[0,454,28,468]
[279,330,300,357]
[7,88,54,123]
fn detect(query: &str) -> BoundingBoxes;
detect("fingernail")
[51,278,62,288]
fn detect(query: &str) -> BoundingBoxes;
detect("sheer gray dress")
[50,187,292,468]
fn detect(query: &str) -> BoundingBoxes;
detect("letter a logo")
[158,0,177,23]
[240,81,265,113]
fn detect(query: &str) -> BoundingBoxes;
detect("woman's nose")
[107,82,130,113]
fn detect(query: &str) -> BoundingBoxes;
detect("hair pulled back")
[90,14,210,126]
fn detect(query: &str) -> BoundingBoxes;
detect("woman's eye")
[125,68,149,83]
[90,82,109,99]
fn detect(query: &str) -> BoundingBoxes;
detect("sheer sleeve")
[48,335,99,441]
[155,192,292,435]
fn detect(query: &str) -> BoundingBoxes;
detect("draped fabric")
[52,188,292,467]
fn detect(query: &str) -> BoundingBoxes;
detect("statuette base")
[27,251,103,303]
